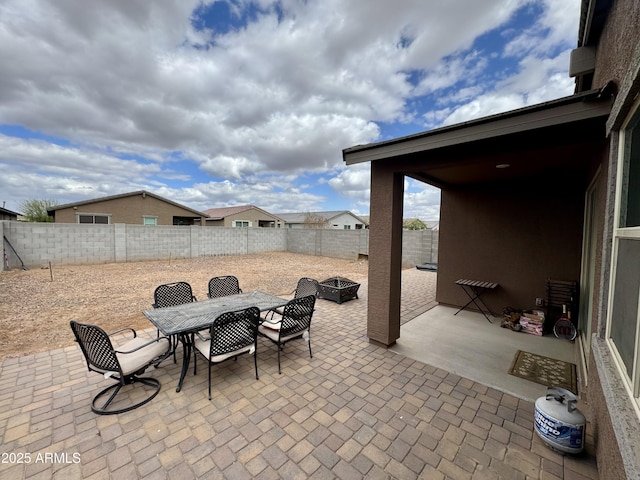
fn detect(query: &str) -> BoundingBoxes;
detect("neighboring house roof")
[202,205,283,221]
[0,206,21,217]
[276,211,366,224]
[47,190,208,217]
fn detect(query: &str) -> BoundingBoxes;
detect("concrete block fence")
[1,221,438,271]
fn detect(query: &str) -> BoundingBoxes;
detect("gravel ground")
[0,252,369,361]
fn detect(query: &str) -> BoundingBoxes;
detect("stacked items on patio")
[519,311,545,335]
[501,307,522,331]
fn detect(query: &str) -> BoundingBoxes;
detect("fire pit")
[317,277,360,304]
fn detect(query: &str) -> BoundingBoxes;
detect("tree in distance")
[403,218,427,230]
[20,199,58,222]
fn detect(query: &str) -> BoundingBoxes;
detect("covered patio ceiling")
[343,89,613,188]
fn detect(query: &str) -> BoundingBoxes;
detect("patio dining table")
[143,290,288,392]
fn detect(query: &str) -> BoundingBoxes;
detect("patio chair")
[193,306,260,400]
[152,281,197,361]
[266,277,318,320]
[207,275,242,298]
[258,294,316,374]
[153,281,197,308]
[70,320,171,415]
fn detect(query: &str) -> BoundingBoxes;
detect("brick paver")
[0,269,598,479]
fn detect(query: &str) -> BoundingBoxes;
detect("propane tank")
[534,387,585,454]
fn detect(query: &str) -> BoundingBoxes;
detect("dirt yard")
[0,252,369,362]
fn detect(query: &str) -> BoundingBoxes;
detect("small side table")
[454,279,499,322]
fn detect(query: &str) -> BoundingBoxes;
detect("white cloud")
[328,164,371,203]
[0,0,582,214]
[403,180,441,220]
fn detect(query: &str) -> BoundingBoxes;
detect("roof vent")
[569,47,596,77]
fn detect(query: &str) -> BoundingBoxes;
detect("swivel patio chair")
[207,275,242,298]
[193,306,260,400]
[70,320,171,415]
[152,281,197,361]
[258,294,316,374]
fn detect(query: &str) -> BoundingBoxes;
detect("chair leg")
[208,362,212,400]
[254,347,259,380]
[91,377,161,415]
[93,382,123,413]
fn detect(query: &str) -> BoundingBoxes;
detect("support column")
[367,163,404,346]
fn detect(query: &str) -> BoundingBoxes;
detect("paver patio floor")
[0,269,598,479]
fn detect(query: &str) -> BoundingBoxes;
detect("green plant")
[20,198,58,222]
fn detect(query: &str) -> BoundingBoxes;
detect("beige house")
[202,205,284,228]
[343,0,640,477]
[47,190,208,226]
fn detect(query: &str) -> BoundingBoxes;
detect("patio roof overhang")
[343,89,613,189]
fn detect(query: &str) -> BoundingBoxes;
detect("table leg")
[176,332,192,393]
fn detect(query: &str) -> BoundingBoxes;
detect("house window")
[143,216,158,226]
[77,214,110,224]
[608,97,640,407]
[344,225,351,229]
[234,221,250,228]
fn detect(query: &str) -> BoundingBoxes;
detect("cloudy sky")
[0,0,580,220]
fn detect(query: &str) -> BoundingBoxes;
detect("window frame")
[76,213,111,224]
[606,95,640,415]
[143,216,158,226]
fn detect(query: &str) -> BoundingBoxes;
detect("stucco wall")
[586,1,640,478]
[591,0,640,93]
[437,173,586,315]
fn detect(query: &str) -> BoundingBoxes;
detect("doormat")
[508,350,578,393]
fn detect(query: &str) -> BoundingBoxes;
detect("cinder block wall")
[402,230,438,267]
[319,229,362,260]
[1,221,438,270]
[2,222,115,267]
[285,229,321,256]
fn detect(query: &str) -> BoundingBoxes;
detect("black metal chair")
[153,281,197,308]
[193,307,260,400]
[292,277,319,298]
[258,294,316,374]
[70,320,171,415]
[267,277,318,320]
[152,281,197,361]
[207,275,242,298]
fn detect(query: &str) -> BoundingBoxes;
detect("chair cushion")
[260,318,281,331]
[258,325,308,343]
[194,337,253,363]
[116,337,169,376]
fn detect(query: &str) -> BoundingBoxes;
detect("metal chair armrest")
[109,327,137,338]
[114,336,171,355]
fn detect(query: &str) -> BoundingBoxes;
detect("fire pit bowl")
[317,277,360,304]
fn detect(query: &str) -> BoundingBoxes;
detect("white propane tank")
[534,387,585,454]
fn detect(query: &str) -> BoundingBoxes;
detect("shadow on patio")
[0,268,598,479]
